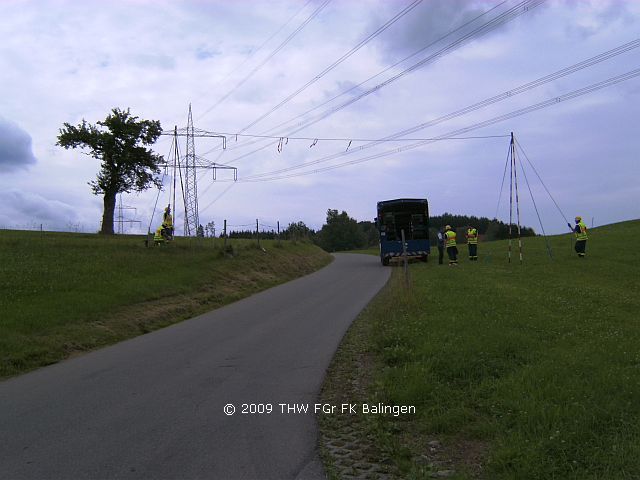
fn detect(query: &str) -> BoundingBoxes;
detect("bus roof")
[377,198,428,209]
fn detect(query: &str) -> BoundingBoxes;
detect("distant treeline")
[224,210,535,253]
[431,213,536,241]
[227,221,317,241]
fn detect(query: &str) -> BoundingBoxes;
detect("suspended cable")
[236,67,640,182]
[210,0,545,161]
[195,131,509,143]
[205,0,313,94]
[146,135,174,235]
[196,0,331,121]
[517,147,553,259]
[511,133,524,264]
[515,139,570,224]
[221,35,639,167]
[495,142,512,220]
[237,0,423,134]
[509,133,514,263]
[198,182,237,216]
[214,0,510,154]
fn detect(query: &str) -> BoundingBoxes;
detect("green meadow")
[322,220,640,479]
[0,230,330,379]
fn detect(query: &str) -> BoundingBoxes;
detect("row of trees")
[431,213,536,239]
[310,210,536,253]
[195,210,535,252]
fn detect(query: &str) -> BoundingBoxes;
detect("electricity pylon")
[183,104,199,236]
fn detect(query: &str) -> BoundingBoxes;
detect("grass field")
[321,220,640,479]
[0,230,331,379]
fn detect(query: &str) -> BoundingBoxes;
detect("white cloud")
[0,189,79,230]
[0,119,37,172]
[0,0,638,235]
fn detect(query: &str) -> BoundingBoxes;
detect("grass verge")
[0,230,331,379]
[321,220,640,479]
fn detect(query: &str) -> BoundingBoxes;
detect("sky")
[1,0,639,236]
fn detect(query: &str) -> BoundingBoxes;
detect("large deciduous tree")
[317,209,367,252]
[57,108,163,234]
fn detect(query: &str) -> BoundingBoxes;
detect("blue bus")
[376,198,430,266]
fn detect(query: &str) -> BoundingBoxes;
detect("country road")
[0,253,390,480]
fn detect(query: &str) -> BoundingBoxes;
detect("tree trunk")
[100,190,117,235]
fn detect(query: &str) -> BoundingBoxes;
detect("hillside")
[320,220,640,479]
[0,231,331,378]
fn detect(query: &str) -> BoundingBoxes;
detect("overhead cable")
[515,139,570,224]
[516,148,554,258]
[237,0,424,134]
[495,144,512,220]
[218,0,509,154]
[196,0,331,121]
[186,131,510,142]
[213,0,545,162]
[198,182,237,216]
[234,40,640,179]
[206,0,313,94]
[237,67,640,182]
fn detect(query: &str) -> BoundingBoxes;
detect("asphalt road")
[0,253,390,480]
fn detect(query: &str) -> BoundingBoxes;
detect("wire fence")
[0,218,303,239]
[0,222,100,234]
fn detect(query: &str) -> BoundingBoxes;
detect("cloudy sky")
[1,0,639,236]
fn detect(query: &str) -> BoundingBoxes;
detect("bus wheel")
[421,255,428,263]
[382,257,390,266]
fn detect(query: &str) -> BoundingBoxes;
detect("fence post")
[224,219,227,250]
[256,219,260,247]
[401,229,410,287]
[277,221,280,246]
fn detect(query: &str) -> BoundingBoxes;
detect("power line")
[233,40,640,180]
[237,67,640,182]
[215,0,510,155]
[237,0,424,134]
[198,182,237,216]
[204,0,524,158]
[515,139,570,224]
[516,144,554,259]
[495,142,512,220]
[211,0,545,162]
[206,1,314,94]
[178,130,510,143]
[196,0,331,121]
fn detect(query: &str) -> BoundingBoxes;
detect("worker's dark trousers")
[447,246,458,264]
[575,240,587,257]
[438,245,444,264]
[468,243,478,261]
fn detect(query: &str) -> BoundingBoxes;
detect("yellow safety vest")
[154,227,165,243]
[445,230,457,247]
[576,221,588,241]
[466,228,478,244]
[163,213,173,228]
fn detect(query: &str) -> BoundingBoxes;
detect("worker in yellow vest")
[162,205,174,241]
[466,226,478,261]
[154,226,165,245]
[568,215,588,258]
[444,225,458,266]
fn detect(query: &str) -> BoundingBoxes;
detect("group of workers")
[436,225,477,266]
[153,205,174,245]
[436,216,588,266]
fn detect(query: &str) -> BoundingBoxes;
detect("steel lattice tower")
[183,104,199,236]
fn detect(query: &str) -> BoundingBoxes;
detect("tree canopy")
[316,209,367,252]
[429,213,536,240]
[57,107,163,234]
